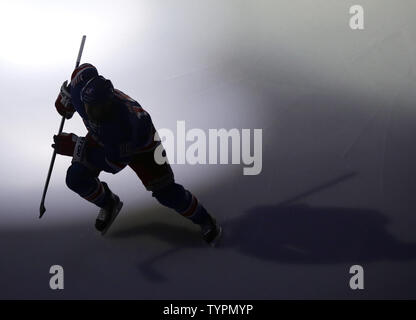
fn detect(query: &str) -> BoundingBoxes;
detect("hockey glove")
[52,133,84,158]
[55,81,75,119]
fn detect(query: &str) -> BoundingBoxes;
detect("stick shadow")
[224,203,416,264]
[110,171,416,281]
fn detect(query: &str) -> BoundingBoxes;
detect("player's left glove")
[55,81,75,119]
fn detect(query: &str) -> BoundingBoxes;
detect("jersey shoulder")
[113,89,148,118]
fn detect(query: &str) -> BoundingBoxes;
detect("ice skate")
[201,215,223,247]
[95,193,123,235]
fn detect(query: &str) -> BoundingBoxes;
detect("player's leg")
[65,145,123,234]
[151,182,210,225]
[151,182,222,245]
[128,147,222,246]
[66,162,108,207]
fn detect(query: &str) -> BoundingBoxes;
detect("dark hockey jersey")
[70,78,156,173]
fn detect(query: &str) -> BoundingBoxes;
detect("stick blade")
[39,203,46,219]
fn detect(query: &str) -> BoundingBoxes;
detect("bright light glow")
[0,0,144,68]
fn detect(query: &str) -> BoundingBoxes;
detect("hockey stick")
[39,35,87,218]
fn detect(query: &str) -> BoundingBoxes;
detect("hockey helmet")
[71,63,99,88]
[81,75,114,104]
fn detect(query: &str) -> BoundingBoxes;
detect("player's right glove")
[55,81,75,119]
[52,133,83,157]
[52,133,100,173]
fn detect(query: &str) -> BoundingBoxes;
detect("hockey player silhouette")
[53,63,222,246]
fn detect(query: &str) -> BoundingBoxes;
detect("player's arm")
[52,132,101,156]
[54,81,75,119]
[52,132,118,174]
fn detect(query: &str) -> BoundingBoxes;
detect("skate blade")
[101,201,123,236]
[209,225,223,248]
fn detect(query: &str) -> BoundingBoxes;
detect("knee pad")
[66,162,96,194]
